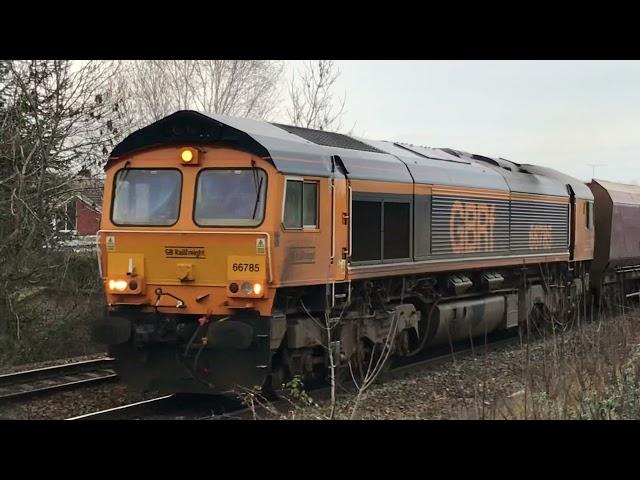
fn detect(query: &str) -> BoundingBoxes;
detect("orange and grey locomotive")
[92,110,640,394]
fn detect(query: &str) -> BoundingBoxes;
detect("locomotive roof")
[356,139,508,190]
[108,110,585,197]
[520,164,593,200]
[442,149,578,198]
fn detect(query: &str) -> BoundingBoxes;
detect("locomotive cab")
[95,111,350,394]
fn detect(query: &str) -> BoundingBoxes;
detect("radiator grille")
[431,196,510,256]
[510,201,569,251]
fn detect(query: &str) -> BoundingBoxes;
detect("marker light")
[253,283,263,295]
[181,149,193,162]
[179,147,199,164]
[109,279,128,292]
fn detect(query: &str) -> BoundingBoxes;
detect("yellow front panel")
[103,232,269,286]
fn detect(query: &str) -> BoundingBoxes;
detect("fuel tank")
[429,295,510,345]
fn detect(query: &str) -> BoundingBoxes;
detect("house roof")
[61,177,104,212]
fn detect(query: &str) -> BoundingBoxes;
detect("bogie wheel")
[261,350,291,400]
[521,303,548,338]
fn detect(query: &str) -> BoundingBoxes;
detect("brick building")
[54,177,103,239]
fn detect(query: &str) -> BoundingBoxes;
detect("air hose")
[406,298,441,357]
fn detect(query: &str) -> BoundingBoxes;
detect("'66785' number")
[232,263,260,272]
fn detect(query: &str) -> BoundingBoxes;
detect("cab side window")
[283,179,318,229]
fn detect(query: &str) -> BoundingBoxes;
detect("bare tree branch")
[287,60,348,132]
[111,60,284,131]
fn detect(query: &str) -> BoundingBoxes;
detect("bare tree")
[0,60,121,333]
[347,315,399,419]
[287,60,348,132]
[192,60,283,119]
[118,61,176,125]
[298,299,343,419]
[112,60,284,131]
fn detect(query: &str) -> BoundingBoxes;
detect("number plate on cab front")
[227,256,266,280]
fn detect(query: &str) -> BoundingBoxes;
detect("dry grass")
[267,302,640,420]
[464,304,640,420]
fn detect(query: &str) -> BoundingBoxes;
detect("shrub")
[0,250,105,367]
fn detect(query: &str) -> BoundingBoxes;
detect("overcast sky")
[284,61,640,185]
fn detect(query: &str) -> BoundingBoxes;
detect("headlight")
[240,282,253,294]
[108,279,128,292]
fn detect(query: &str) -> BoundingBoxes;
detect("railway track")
[0,357,117,402]
[384,330,520,381]
[206,333,523,420]
[68,332,522,420]
[67,393,248,420]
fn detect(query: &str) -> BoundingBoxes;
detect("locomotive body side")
[572,197,596,262]
[94,110,598,395]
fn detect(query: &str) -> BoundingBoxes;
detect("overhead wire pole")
[586,163,607,179]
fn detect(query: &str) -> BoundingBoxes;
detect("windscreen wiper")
[251,176,264,219]
[114,161,131,196]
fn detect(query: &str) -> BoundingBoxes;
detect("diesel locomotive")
[92,110,640,394]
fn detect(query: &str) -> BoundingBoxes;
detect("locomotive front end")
[94,119,282,394]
